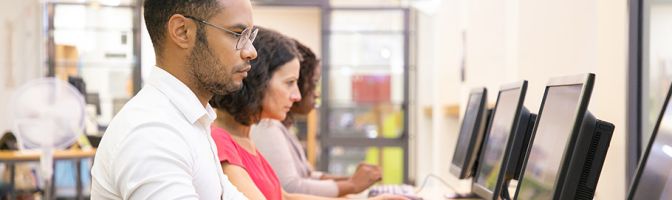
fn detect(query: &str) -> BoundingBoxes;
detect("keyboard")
[368,184,423,200]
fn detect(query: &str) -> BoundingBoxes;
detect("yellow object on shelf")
[446,104,460,117]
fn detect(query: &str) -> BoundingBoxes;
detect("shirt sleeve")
[309,171,325,179]
[211,128,244,167]
[252,121,339,197]
[112,125,200,200]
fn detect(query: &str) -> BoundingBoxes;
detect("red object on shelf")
[351,75,391,103]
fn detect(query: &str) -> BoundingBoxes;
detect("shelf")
[421,105,458,118]
[446,104,460,117]
[423,106,433,117]
[423,103,495,118]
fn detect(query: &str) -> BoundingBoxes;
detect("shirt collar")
[258,118,283,127]
[147,66,216,125]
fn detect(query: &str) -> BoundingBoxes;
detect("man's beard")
[188,30,245,96]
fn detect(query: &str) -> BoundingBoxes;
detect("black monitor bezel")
[514,73,595,200]
[473,81,528,200]
[450,87,488,179]
[627,83,672,199]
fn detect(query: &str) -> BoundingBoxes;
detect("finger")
[359,164,371,169]
[368,174,381,182]
[369,173,382,180]
[374,176,382,182]
[365,165,380,173]
[357,164,367,170]
[386,195,410,200]
[371,171,382,178]
[365,163,380,169]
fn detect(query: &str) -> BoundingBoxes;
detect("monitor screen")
[517,84,583,200]
[475,88,521,191]
[452,92,484,168]
[631,100,672,200]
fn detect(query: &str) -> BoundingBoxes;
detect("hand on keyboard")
[351,163,383,193]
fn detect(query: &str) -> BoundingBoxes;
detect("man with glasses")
[91,0,257,199]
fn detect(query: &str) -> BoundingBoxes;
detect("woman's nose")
[290,92,301,102]
[314,90,320,99]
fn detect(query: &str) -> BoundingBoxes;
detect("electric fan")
[9,77,85,199]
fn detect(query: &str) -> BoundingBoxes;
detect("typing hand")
[350,163,382,193]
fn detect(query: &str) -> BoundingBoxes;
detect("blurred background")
[0,0,668,199]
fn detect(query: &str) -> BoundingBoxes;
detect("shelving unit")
[46,0,142,127]
[319,6,411,184]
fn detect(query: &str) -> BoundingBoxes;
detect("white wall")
[413,0,478,191]
[463,0,519,94]
[515,0,627,199]
[0,0,45,133]
[413,0,628,199]
[251,6,321,57]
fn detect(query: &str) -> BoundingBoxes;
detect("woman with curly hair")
[251,39,385,197]
[209,27,407,200]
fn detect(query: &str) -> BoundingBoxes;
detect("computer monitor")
[514,73,614,200]
[472,81,537,200]
[450,87,490,179]
[628,83,672,200]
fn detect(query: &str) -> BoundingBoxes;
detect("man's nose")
[241,42,257,61]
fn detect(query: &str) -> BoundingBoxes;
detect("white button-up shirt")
[91,66,247,200]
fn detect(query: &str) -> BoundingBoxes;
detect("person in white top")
[91,0,257,199]
[251,40,382,197]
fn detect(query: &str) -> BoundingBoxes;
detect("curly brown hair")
[210,27,300,125]
[293,40,320,102]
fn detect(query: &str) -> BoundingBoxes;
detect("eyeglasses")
[184,15,258,50]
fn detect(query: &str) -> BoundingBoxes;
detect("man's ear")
[166,14,195,49]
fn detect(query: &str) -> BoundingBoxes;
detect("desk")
[354,178,518,199]
[0,148,96,199]
[416,180,518,200]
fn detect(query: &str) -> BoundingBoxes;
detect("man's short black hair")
[210,27,300,125]
[143,0,222,56]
